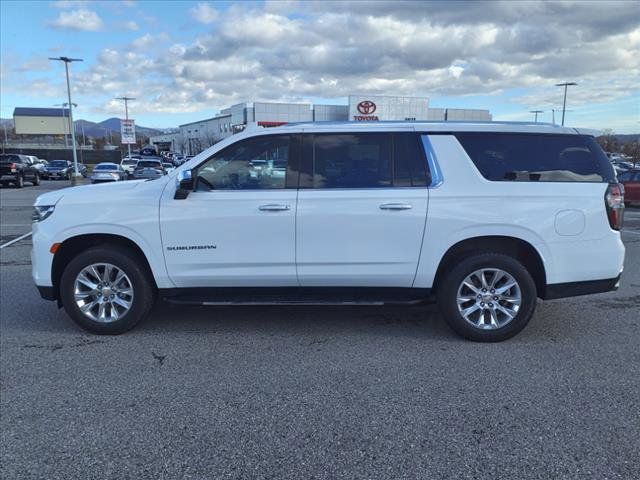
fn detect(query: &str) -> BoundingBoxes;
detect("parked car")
[133,159,164,179]
[121,156,141,175]
[32,158,49,173]
[0,153,40,187]
[162,162,175,174]
[42,160,87,179]
[618,169,640,207]
[31,122,625,341]
[90,163,127,183]
[43,160,71,180]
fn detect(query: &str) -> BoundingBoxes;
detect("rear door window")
[305,133,429,189]
[312,133,392,189]
[455,133,616,183]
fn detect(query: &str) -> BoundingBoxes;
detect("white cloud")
[189,2,219,24]
[51,0,90,8]
[50,9,103,31]
[122,21,139,31]
[30,1,637,131]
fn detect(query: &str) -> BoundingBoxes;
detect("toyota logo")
[357,100,376,115]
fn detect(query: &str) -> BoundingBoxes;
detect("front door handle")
[379,203,413,210]
[259,204,290,212]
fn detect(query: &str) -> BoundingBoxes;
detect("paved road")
[1,183,639,479]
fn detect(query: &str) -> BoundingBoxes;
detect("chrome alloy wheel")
[73,263,134,323]
[456,268,522,330]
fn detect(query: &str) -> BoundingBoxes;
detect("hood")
[34,178,165,207]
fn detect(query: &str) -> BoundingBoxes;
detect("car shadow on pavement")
[137,300,459,341]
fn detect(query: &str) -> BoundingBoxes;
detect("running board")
[166,299,392,306]
[160,287,433,307]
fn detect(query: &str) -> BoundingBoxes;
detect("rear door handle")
[379,203,413,210]
[259,204,290,211]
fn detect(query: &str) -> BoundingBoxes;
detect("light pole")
[529,110,543,123]
[115,96,135,158]
[555,82,577,126]
[49,56,83,179]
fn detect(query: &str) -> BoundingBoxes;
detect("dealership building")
[151,95,492,155]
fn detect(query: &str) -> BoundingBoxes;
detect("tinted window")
[456,133,616,183]
[313,134,392,188]
[95,164,117,170]
[50,160,68,167]
[137,161,161,168]
[197,135,290,190]
[394,133,429,187]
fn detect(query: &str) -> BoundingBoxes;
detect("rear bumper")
[0,174,18,181]
[542,274,621,300]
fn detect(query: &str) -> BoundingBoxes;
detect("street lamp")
[49,56,83,179]
[555,82,577,126]
[115,96,135,158]
[529,110,544,123]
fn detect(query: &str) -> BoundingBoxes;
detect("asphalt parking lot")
[1,181,639,479]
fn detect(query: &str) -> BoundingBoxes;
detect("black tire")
[15,174,24,188]
[32,172,40,186]
[59,246,155,334]
[436,253,537,342]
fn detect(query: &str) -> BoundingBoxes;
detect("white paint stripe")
[0,232,32,249]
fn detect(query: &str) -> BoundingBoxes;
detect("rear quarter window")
[455,133,616,183]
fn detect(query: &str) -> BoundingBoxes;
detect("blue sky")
[1,0,638,132]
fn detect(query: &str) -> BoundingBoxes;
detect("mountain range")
[0,117,163,138]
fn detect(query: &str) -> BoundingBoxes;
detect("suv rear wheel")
[59,246,155,334]
[437,253,537,342]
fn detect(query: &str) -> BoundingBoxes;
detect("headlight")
[32,205,55,222]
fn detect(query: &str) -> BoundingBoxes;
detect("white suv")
[31,122,625,341]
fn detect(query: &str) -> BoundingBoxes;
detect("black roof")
[13,107,70,117]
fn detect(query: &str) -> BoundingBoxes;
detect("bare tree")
[596,129,620,153]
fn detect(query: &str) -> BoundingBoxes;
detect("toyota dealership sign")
[348,95,429,122]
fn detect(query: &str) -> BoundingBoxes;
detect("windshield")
[163,163,173,168]
[122,159,138,165]
[95,164,117,171]
[137,161,161,168]
[0,154,20,162]
[50,160,68,167]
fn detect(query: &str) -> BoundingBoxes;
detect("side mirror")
[174,169,194,200]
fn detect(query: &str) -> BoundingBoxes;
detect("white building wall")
[313,105,348,121]
[426,108,446,121]
[445,108,492,121]
[254,102,313,123]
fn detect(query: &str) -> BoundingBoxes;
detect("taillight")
[9,163,16,169]
[605,183,624,231]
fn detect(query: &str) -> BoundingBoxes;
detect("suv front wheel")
[59,246,155,334]
[437,253,537,342]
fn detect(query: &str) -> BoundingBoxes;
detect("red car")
[618,169,640,207]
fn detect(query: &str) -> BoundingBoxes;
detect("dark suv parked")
[0,154,40,188]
